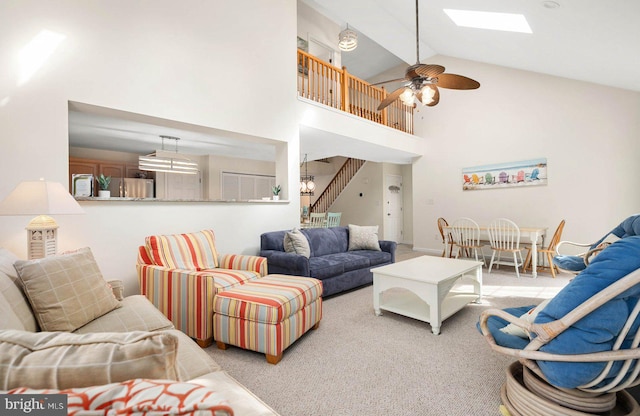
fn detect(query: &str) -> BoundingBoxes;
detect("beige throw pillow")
[284,228,311,258]
[0,329,179,390]
[348,224,381,251]
[0,248,38,332]
[14,247,121,332]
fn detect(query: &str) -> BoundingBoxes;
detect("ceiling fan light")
[399,89,415,106]
[420,85,436,104]
[421,85,436,99]
[338,26,358,51]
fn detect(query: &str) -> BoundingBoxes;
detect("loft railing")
[297,49,413,135]
[311,158,366,214]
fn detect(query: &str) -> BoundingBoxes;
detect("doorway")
[308,37,336,66]
[384,174,404,243]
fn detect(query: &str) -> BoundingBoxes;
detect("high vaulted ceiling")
[303,0,640,92]
[70,1,639,166]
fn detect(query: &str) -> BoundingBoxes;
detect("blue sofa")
[260,226,396,297]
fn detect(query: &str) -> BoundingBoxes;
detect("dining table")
[443,224,547,278]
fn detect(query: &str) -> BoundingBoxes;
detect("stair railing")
[311,158,366,213]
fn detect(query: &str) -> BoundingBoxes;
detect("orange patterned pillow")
[146,230,219,270]
[9,378,234,416]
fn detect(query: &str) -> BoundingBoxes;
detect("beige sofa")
[0,247,278,415]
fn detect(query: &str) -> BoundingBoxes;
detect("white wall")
[0,0,299,295]
[329,162,385,233]
[297,0,342,67]
[401,164,413,243]
[412,56,640,254]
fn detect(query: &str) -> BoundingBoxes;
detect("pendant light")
[300,154,316,196]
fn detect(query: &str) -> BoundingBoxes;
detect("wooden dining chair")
[326,212,341,228]
[523,219,565,278]
[487,218,524,278]
[309,212,326,228]
[450,217,485,265]
[437,217,453,258]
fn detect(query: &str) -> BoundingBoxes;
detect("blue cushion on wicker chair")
[535,236,640,388]
[553,214,640,273]
[552,254,593,273]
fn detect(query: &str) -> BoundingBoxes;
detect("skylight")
[444,9,532,34]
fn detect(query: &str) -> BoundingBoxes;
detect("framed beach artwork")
[462,158,547,191]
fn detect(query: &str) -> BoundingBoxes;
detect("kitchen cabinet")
[69,157,154,196]
[98,162,125,179]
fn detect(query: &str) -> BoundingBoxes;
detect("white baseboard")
[408,246,441,256]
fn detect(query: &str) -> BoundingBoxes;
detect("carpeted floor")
[205,250,571,416]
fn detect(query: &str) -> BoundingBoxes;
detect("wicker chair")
[553,214,640,274]
[479,237,640,415]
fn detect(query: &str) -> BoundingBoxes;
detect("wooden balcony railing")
[297,49,413,135]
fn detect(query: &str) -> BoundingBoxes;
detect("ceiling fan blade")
[377,86,408,111]
[434,73,481,90]
[417,85,440,107]
[371,76,409,87]
[414,64,445,78]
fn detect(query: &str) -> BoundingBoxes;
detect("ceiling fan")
[375,0,480,111]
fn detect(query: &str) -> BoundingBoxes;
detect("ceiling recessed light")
[444,9,532,34]
[542,1,560,9]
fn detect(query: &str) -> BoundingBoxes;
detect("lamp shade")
[0,180,84,216]
[0,180,84,259]
[338,26,358,51]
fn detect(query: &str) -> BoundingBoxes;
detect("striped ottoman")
[213,274,322,364]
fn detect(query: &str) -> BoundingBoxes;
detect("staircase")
[311,158,366,213]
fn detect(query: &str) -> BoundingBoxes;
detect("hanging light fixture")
[300,154,316,196]
[338,24,358,51]
[138,135,199,175]
[399,83,438,107]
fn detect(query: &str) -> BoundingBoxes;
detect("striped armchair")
[137,229,268,347]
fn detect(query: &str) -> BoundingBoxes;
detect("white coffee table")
[372,256,483,335]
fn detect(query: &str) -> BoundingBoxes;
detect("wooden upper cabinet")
[69,157,156,195]
[99,162,125,179]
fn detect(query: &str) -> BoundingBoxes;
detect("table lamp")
[0,179,85,259]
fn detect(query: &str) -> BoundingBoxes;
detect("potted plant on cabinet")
[97,174,112,198]
[272,185,281,200]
